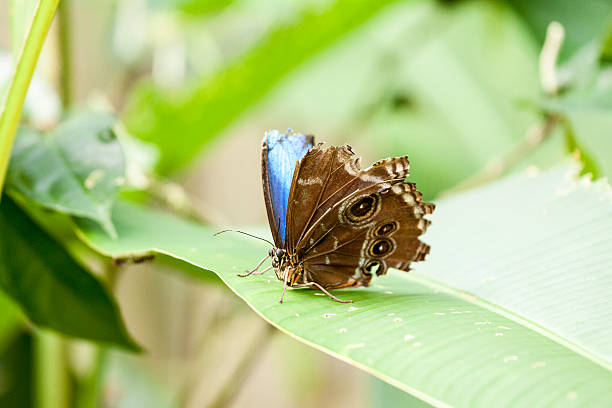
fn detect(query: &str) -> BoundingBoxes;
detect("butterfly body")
[258,129,434,302]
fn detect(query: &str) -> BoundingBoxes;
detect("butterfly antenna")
[213,229,275,247]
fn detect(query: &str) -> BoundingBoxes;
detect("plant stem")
[206,324,276,408]
[57,0,72,108]
[441,114,561,196]
[0,0,60,198]
[35,331,69,408]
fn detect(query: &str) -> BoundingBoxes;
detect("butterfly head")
[269,247,287,269]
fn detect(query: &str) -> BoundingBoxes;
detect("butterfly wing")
[261,130,314,247]
[286,144,433,288]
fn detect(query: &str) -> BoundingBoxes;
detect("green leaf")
[124,0,404,174]
[77,165,612,406]
[7,112,125,237]
[507,0,612,61]
[357,1,541,198]
[0,196,137,350]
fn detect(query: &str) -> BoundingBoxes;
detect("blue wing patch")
[265,129,313,246]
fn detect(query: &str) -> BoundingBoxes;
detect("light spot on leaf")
[460,292,476,301]
[85,169,105,189]
[346,343,365,350]
[348,306,358,311]
[503,355,518,363]
[404,334,415,341]
[532,361,546,368]
[566,392,578,401]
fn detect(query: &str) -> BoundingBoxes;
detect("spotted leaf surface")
[77,164,612,407]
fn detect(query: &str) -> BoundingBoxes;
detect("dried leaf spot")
[495,333,503,337]
[323,313,336,318]
[339,328,347,333]
[394,317,402,323]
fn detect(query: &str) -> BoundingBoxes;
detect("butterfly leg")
[238,254,270,277]
[292,282,353,303]
[279,269,290,304]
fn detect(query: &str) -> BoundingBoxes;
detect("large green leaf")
[77,164,612,406]
[124,0,404,174]
[7,112,125,237]
[0,197,137,349]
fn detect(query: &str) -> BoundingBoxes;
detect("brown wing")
[286,145,434,289]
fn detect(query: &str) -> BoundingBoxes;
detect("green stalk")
[0,0,60,198]
[34,331,70,408]
[57,0,72,108]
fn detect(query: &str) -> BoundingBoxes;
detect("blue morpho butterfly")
[235,129,434,303]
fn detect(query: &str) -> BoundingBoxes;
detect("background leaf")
[77,165,612,406]
[0,196,137,349]
[7,112,125,237]
[124,0,405,174]
[507,0,612,61]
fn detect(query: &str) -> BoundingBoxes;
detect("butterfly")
[240,129,434,303]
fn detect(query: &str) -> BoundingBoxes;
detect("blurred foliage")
[0,197,136,349]
[508,0,612,61]
[0,331,34,408]
[124,0,407,174]
[1,0,612,407]
[7,112,124,237]
[150,0,236,16]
